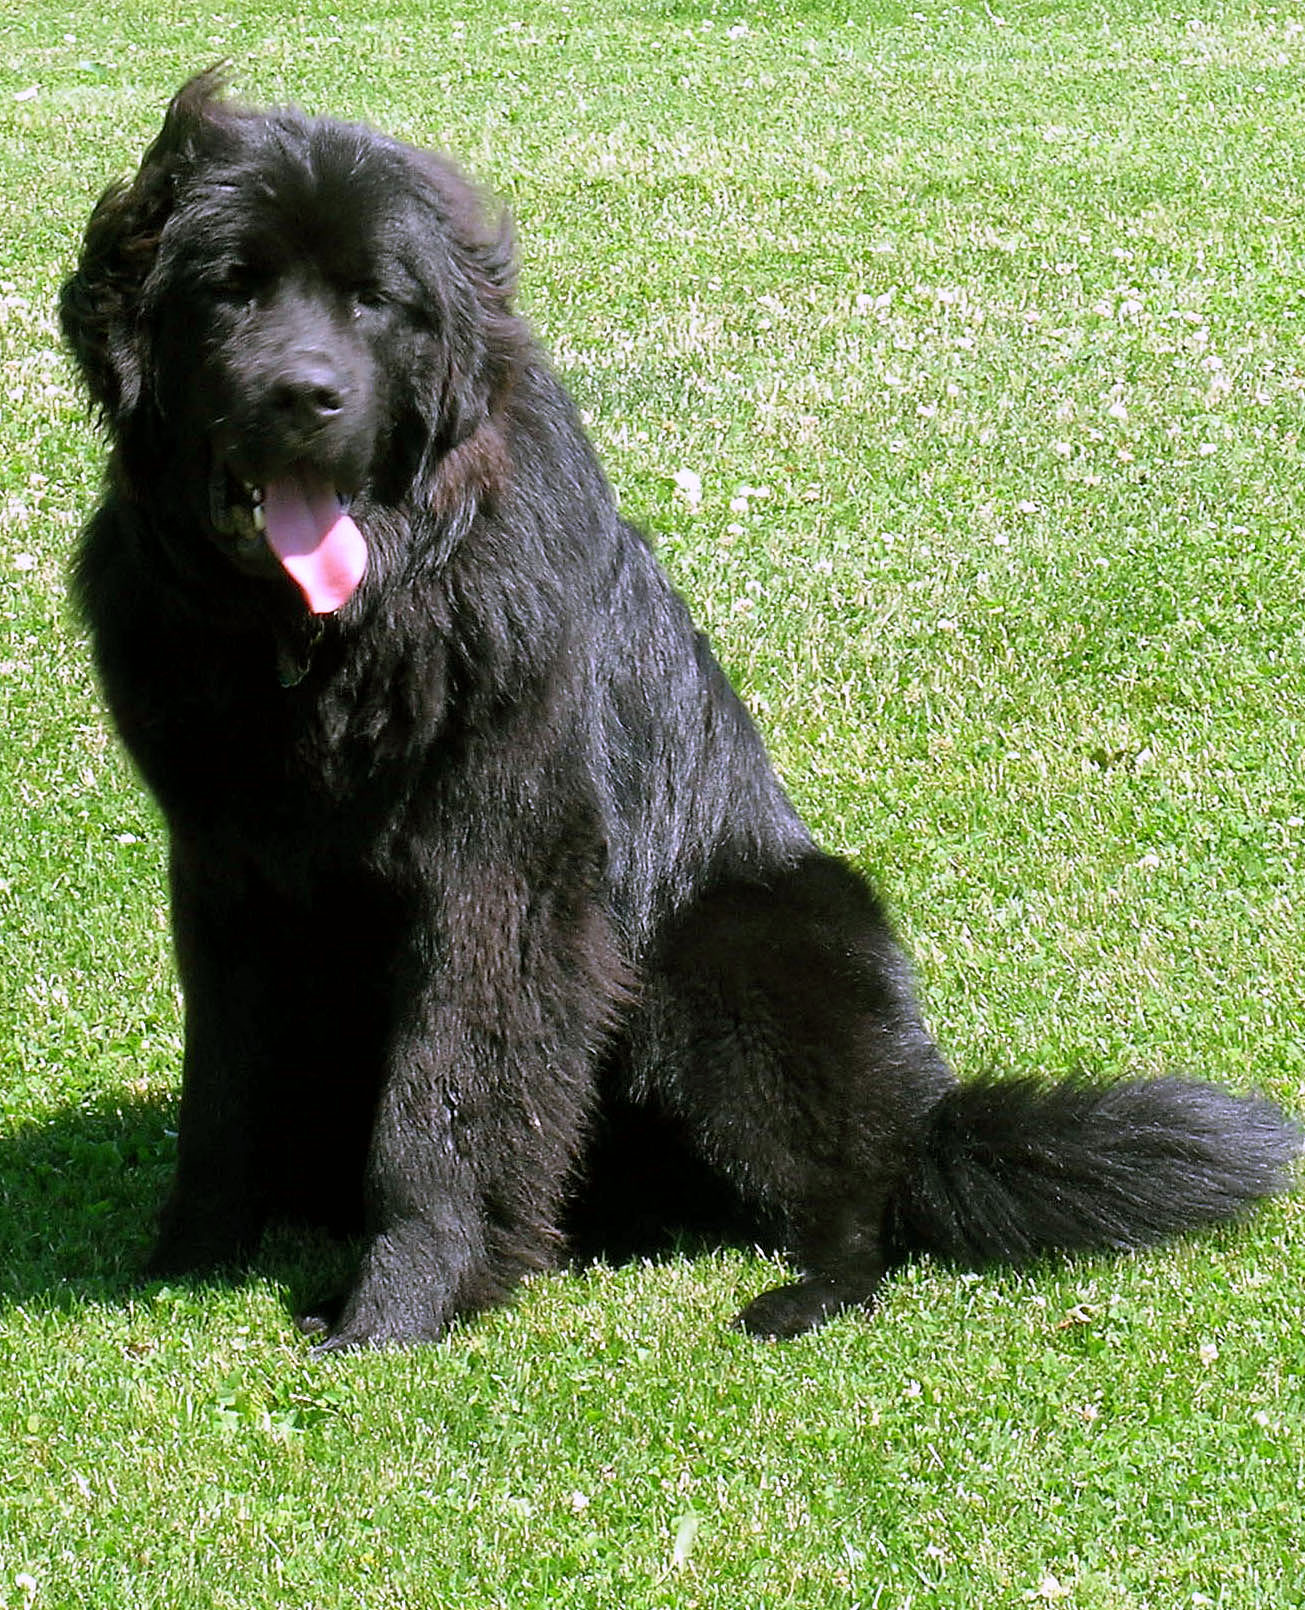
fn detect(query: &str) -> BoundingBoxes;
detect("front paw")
[307,1224,463,1353]
[143,1224,255,1280]
[309,1291,454,1355]
[143,1184,265,1279]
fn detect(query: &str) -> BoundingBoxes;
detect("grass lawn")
[2,0,1304,1605]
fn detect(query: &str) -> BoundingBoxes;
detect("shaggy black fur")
[60,72,1300,1350]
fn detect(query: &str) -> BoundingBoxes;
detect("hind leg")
[631,850,954,1337]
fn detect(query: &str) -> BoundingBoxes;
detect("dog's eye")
[214,265,263,307]
[352,285,390,317]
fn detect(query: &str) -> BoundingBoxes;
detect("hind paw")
[734,1275,877,1340]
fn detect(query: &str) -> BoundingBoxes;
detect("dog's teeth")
[251,502,266,534]
[251,486,264,506]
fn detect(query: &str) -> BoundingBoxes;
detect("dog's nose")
[271,360,346,429]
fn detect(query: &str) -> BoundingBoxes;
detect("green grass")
[3,0,1304,1604]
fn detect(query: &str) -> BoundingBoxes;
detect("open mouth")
[212,475,270,554]
[210,462,369,615]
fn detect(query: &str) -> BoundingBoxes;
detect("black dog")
[60,72,1299,1350]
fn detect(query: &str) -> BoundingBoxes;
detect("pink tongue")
[262,474,368,614]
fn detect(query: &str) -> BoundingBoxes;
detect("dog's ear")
[59,68,231,424]
[408,152,525,450]
[448,197,522,442]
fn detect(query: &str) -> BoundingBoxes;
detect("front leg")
[318,860,628,1352]
[314,1049,508,1350]
[146,842,283,1275]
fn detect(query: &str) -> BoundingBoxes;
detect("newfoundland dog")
[60,72,1298,1350]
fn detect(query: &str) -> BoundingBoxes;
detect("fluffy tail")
[887,1076,1301,1267]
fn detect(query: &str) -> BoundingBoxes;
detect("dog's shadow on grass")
[0,1094,357,1323]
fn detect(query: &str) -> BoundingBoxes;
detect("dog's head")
[61,70,522,612]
